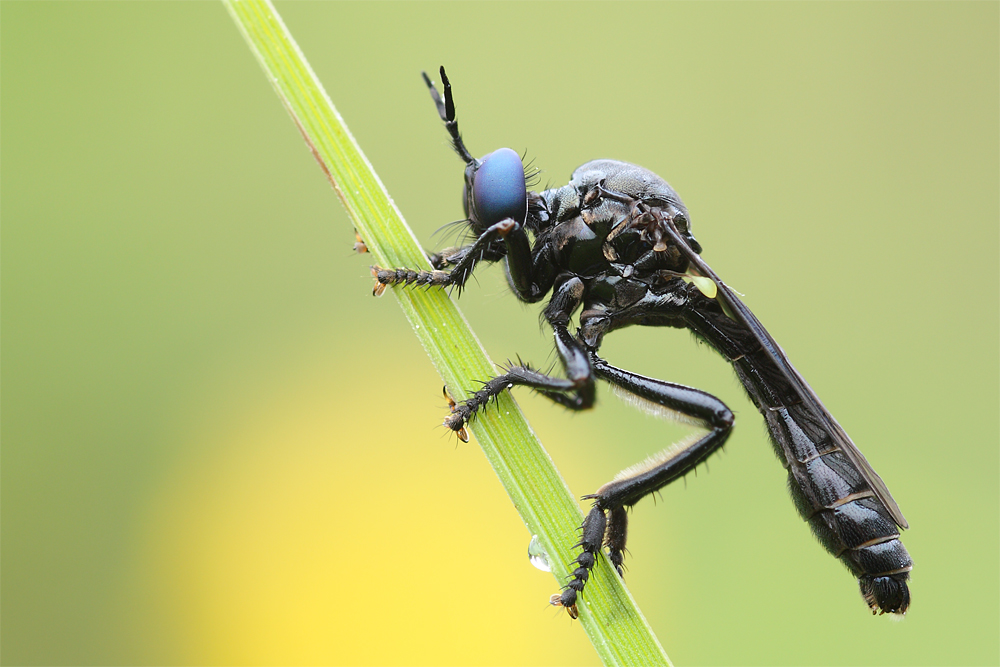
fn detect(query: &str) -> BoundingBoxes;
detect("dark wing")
[674,231,909,530]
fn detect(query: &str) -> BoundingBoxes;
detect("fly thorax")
[550,217,607,275]
[539,184,581,224]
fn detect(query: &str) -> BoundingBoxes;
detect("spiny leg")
[554,355,734,617]
[372,218,517,295]
[443,277,592,434]
[442,386,469,443]
[427,242,505,271]
[444,326,594,433]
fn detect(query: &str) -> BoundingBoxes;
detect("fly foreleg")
[427,242,505,271]
[554,355,734,618]
[372,218,519,295]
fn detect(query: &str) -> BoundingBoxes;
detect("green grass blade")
[223,1,670,664]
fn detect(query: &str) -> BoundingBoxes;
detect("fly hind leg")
[554,354,734,617]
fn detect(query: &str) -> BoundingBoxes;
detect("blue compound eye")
[472,148,527,226]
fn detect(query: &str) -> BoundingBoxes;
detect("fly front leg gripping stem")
[371,218,522,296]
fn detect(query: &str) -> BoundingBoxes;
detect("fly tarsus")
[441,375,511,436]
[443,360,591,439]
[442,386,469,443]
[371,266,452,296]
[549,593,578,620]
[605,505,629,576]
[552,505,607,618]
[352,229,368,254]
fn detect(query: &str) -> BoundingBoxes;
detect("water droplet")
[527,534,551,572]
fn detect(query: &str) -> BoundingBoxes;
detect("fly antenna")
[423,66,476,165]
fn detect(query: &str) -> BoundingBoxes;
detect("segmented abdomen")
[736,361,913,614]
[687,303,912,613]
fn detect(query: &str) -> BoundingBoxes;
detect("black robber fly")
[371,67,912,618]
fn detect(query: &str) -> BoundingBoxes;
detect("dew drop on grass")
[528,534,551,572]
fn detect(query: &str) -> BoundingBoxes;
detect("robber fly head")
[423,67,528,236]
[460,147,527,234]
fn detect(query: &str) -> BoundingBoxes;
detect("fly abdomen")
[810,496,900,555]
[767,401,913,614]
[859,568,911,616]
[808,497,912,614]
[788,449,870,513]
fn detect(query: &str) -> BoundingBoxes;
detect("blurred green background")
[2,2,997,665]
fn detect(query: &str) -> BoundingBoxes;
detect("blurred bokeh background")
[2,2,997,665]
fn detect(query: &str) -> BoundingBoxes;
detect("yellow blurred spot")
[134,342,595,664]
